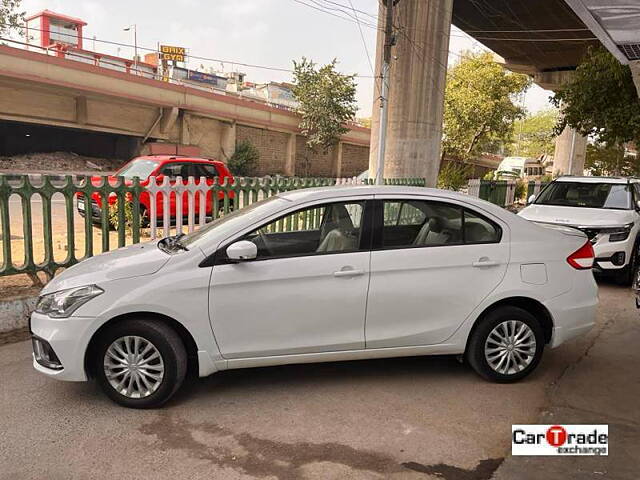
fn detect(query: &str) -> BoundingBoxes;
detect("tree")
[552,47,640,145]
[508,109,559,157]
[228,140,260,176]
[585,141,640,177]
[292,57,357,152]
[1,0,24,37]
[443,52,531,161]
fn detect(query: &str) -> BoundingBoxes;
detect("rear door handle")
[334,268,365,278]
[472,258,500,268]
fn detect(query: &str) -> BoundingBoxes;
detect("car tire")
[94,319,187,409]
[466,306,544,383]
[615,265,633,286]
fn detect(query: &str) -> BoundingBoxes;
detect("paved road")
[0,283,636,480]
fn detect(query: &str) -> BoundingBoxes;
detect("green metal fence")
[0,175,425,279]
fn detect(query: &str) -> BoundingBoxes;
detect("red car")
[77,155,235,223]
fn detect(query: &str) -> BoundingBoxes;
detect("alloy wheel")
[103,336,165,398]
[484,320,536,375]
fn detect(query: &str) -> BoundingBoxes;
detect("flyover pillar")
[533,70,588,176]
[368,0,454,186]
[553,126,587,176]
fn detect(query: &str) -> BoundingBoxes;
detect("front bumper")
[30,311,101,382]
[77,197,104,221]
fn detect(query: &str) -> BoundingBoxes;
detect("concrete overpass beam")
[369,0,453,186]
[160,106,179,134]
[75,96,88,125]
[220,120,236,162]
[532,70,588,176]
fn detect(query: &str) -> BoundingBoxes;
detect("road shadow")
[173,354,488,406]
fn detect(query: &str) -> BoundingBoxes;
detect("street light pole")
[124,24,138,74]
[375,0,396,185]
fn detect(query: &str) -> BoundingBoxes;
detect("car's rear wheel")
[466,306,544,383]
[94,319,187,408]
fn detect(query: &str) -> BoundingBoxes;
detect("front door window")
[238,201,365,259]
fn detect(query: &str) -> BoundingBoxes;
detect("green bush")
[228,140,260,176]
[437,161,472,191]
[107,196,148,234]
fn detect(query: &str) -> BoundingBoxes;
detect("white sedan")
[30,186,598,408]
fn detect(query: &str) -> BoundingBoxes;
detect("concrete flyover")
[452,0,602,177]
[371,0,640,183]
[0,45,371,178]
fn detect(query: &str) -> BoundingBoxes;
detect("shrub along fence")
[0,175,425,279]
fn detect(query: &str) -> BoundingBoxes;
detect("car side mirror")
[528,194,536,204]
[226,240,257,261]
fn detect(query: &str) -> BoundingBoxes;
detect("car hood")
[42,241,170,294]
[519,204,634,228]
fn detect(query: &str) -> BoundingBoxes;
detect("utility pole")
[375,0,397,185]
[124,24,138,74]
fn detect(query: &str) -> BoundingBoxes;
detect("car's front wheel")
[466,306,544,383]
[94,319,187,408]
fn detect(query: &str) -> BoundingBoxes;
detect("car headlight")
[605,222,634,242]
[35,285,104,318]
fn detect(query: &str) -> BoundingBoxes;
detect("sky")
[17,0,554,117]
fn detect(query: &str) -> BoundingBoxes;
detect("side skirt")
[220,343,464,371]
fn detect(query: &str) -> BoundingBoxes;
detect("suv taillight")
[567,241,595,270]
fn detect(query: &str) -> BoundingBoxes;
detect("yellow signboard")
[159,45,186,62]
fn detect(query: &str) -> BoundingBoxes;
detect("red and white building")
[25,10,157,78]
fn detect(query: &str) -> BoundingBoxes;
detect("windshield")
[116,159,159,179]
[535,182,632,210]
[181,195,285,248]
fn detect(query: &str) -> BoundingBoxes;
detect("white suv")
[520,176,640,284]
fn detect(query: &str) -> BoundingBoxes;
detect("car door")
[208,198,373,359]
[365,196,509,348]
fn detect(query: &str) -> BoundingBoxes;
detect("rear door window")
[379,200,501,248]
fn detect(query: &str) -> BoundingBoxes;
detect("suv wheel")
[466,306,544,383]
[94,319,187,408]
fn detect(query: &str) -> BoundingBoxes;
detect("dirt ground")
[0,152,122,175]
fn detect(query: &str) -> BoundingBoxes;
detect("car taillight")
[567,240,595,270]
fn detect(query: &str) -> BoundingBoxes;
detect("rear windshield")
[116,159,159,179]
[535,181,631,210]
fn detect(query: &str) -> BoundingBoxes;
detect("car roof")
[134,155,222,164]
[277,185,506,212]
[554,175,638,184]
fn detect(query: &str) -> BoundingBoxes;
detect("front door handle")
[334,268,365,278]
[472,257,500,268]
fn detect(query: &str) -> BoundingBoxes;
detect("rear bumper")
[546,275,598,348]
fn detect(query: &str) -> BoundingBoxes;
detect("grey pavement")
[494,282,640,480]
[0,283,636,480]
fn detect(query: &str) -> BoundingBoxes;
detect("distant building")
[242,82,299,109]
[25,10,157,78]
[26,10,87,49]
